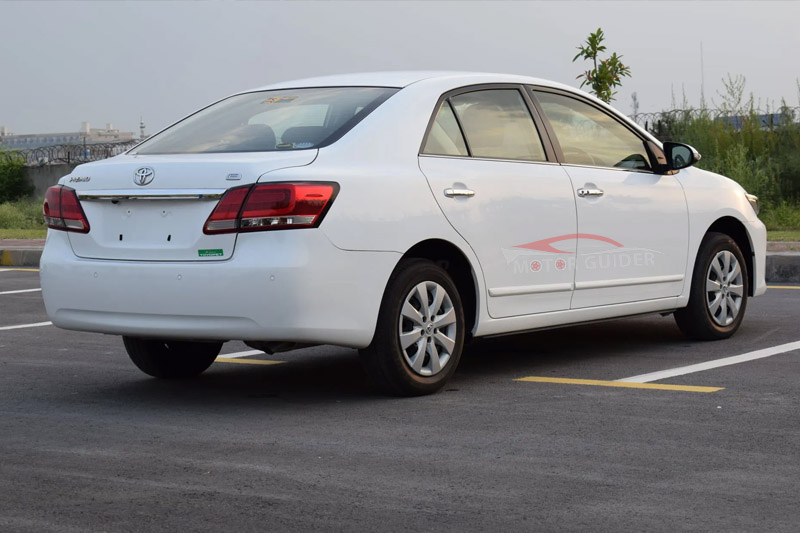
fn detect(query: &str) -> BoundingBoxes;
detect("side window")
[422,101,468,156]
[450,89,546,162]
[535,91,651,170]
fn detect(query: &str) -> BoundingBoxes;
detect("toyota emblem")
[133,167,155,186]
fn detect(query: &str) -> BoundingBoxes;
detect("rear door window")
[422,101,468,156]
[449,89,547,162]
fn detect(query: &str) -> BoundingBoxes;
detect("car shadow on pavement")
[459,314,688,375]
[77,315,691,408]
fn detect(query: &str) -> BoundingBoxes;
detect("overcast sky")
[1,1,798,136]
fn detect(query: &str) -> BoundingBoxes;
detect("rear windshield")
[132,87,398,155]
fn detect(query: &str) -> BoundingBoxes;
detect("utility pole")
[700,41,706,109]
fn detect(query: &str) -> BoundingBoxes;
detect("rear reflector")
[204,182,338,235]
[43,185,90,233]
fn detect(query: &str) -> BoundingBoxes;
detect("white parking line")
[0,321,52,331]
[0,288,42,295]
[619,340,800,383]
[220,349,265,359]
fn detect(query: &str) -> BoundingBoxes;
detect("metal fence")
[0,140,141,167]
[630,107,800,138]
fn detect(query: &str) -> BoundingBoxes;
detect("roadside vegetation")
[0,198,46,238]
[767,230,800,242]
[0,229,47,239]
[0,150,46,238]
[642,76,800,235]
[0,151,33,203]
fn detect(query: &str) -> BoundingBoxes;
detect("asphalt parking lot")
[1,267,799,532]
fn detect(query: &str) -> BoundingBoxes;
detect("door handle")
[577,188,604,198]
[444,188,475,198]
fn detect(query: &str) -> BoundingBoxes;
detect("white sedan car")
[40,72,766,395]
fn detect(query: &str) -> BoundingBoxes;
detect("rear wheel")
[359,259,465,396]
[674,232,748,340]
[123,337,223,378]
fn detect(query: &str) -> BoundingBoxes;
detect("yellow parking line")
[0,268,40,272]
[515,376,723,393]
[768,285,800,290]
[215,357,284,366]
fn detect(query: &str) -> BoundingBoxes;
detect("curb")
[1,247,800,283]
[765,252,800,284]
[0,248,43,267]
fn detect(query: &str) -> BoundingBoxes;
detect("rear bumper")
[40,230,400,348]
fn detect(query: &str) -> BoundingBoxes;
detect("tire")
[359,259,465,396]
[674,232,749,340]
[122,337,223,378]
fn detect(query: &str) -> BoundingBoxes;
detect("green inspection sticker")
[198,249,224,257]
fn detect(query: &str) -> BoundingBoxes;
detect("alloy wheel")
[398,281,458,376]
[706,250,744,327]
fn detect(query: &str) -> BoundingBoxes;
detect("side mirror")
[663,142,701,171]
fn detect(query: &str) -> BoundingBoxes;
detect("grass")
[0,228,47,239]
[760,201,800,231]
[0,198,45,231]
[767,230,800,241]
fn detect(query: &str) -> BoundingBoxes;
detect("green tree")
[572,28,631,103]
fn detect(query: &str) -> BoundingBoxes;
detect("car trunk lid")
[65,151,316,261]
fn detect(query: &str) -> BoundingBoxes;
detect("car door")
[418,86,578,319]
[531,89,689,309]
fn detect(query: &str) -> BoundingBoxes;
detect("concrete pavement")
[1,268,799,531]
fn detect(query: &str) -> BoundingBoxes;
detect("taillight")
[203,186,250,234]
[203,182,338,235]
[43,185,90,233]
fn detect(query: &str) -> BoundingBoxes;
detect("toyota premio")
[40,72,767,395]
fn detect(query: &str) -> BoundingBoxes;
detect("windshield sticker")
[263,96,298,104]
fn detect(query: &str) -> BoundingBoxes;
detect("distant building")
[0,122,136,149]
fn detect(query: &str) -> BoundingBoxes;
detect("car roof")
[238,71,656,144]
[246,71,579,93]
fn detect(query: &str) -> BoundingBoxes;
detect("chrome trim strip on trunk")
[76,189,227,201]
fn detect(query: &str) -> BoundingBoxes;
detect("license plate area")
[69,199,237,261]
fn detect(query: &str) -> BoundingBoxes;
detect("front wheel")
[359,259,465,396]
[123,337,223,378]
[674,232,748,340]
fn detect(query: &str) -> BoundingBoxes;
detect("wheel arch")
[706,216,755,296]
[399,239,480,337]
